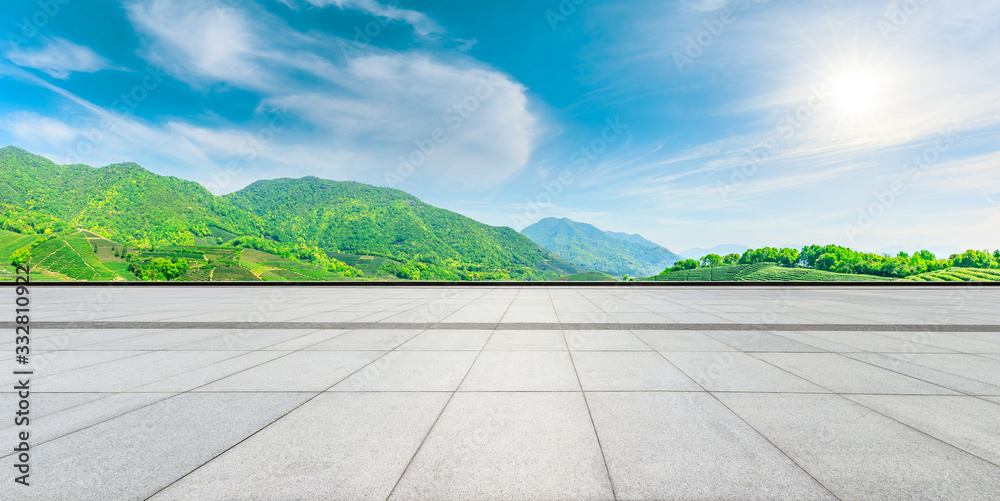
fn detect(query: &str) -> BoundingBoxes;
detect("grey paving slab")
[259,329,346,350]
[397,329,492,351]
[389,392,613,501]
[772,331,863,352]
[0,392,174,448]
[841,352,1000,395]
[755,353,957,395]
[0,350,148,386]
[664,352,828,393]
[846,395,1000,465]
[587,392,836,500]
[797,331,954,353]
[33,351,239,392]
[0,391,106,425]
[717,393,1000,500]
[2,392,312,501]
[167,329,317,351]
[631,330,737,351]
[331,351,478,391]
[150,392,451,501]
[82,329,222,350]
[883,353,1000,387]
[563,329,651,351]
[499,311,560,323]
[484,329,567,351]
[30,329,167,351]
[131,351,289,392]
[458,351,580,391]
[571,351,700,391]
[196,351,384,392]
[306,329,422,350]
[874,331,1000,353]
[14,285,1000,499]
[704,331,826,352]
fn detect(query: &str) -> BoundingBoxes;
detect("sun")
[831,74,880,114]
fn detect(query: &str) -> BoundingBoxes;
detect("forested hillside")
[0,146,582,280]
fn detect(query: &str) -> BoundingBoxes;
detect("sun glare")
[831,74,880,114]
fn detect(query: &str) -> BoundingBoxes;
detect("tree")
[131,257,190,281]
[674,259,699,271]
[816,254,838,271]
[777,248,800,267]
[952,250,995,269]
[10,247,30,267]
[700,254,723,267]
[722,253,740,265]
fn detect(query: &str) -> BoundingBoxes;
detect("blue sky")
[2,0,999,253]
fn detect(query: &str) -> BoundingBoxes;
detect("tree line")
[662,245,1000,278]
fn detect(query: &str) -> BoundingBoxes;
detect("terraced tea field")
[549,271,618,282]
[651,263,892,282]
[904,268,1000,282]
[27,235,130,281]
[329,252,390,276]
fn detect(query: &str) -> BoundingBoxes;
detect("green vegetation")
[4,147,997,283]
[653,245,1000,282]
[224,177,574,280]
[549,271,619,282]
[650,263,893,282]
[10,231,131,281]
[0,147,581,281]
[0,229,375,282]
[521,217,681,278]
[903,268,1000,282]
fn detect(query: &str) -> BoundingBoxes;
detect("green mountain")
[603,230,661,248]
[0,146,260,246]
[0,146,584,281]
[222,177,585,280]
[521,217,682,278]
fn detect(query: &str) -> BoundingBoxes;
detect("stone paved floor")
[3,285,1000,500]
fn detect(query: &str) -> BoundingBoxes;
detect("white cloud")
[682,0,730,12]
[265,55,537,185]
[301,0,442,36]
[126,0,262,87]
[2,112,80,144]
[4,38,115,79]
[120,0,540,189]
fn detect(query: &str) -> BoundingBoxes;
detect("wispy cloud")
[4,0,542,190]
[301,0,443,36]
[4,37,116,79]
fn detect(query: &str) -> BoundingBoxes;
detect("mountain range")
[0,146,586,281]
[520,217,682,278]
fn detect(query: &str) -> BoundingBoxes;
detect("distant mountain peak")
[521,217,680,278]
